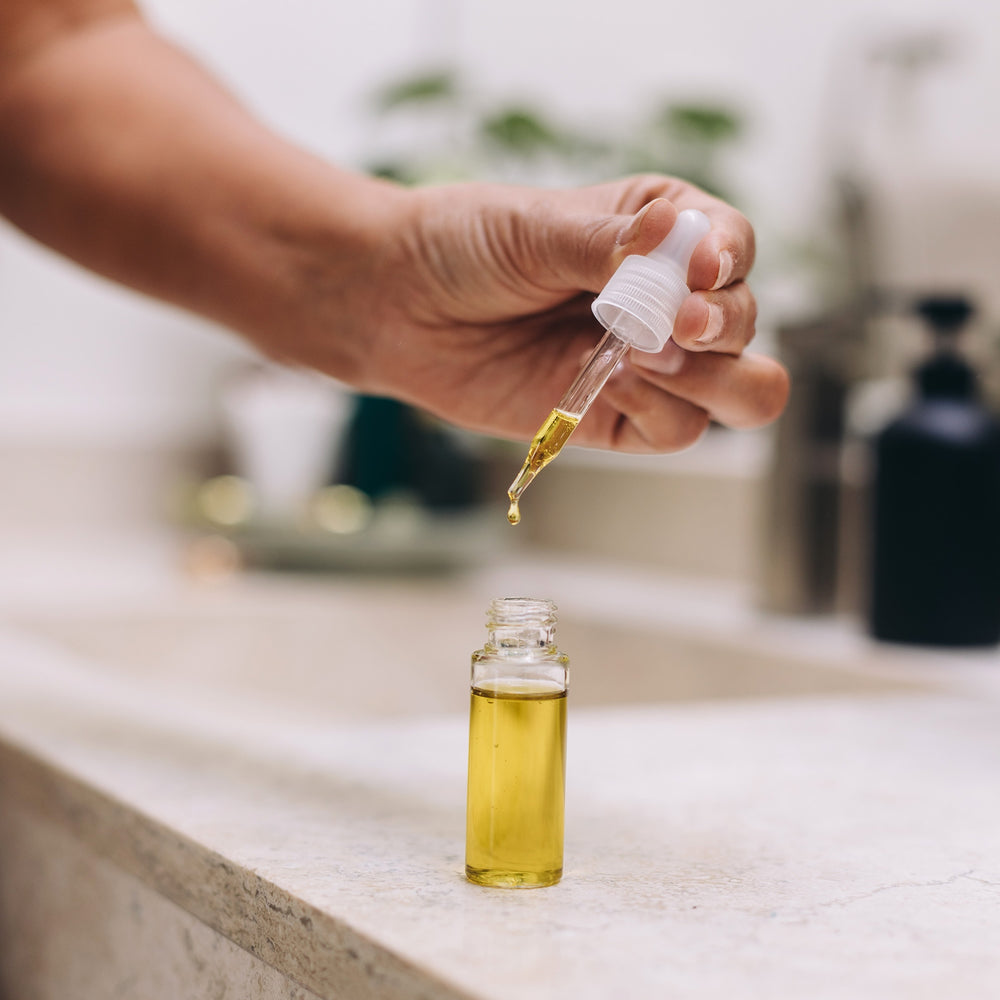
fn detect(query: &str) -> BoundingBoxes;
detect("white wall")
[1,0,997,446]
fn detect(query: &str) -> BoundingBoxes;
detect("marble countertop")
[2,559,1000,998]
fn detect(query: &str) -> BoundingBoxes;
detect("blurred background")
[2,0,999,627]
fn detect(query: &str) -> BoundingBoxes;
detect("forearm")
[0,9,406,383]
[0,1,788,450]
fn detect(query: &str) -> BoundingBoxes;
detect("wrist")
[222,161,414,389]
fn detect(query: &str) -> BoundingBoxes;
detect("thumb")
[542,197,679,293]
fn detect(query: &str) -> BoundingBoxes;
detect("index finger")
[689,210,755,292]
[669,190,756,292]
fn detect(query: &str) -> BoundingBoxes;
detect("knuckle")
[624,174,674,208]
[581,218,615,275]
[719,286,757,352]
[747,361,790,426]
[658,406,710,450]
[740,294,759,349]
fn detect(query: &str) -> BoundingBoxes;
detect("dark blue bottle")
[869,296,1000,646]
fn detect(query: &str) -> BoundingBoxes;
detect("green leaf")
[364,161,418,184]
[372,70,460,112]
[654,103,743,143]
[478,107,567,156]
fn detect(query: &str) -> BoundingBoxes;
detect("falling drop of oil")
[504,409,580,528]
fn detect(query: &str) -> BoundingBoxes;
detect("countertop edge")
[0,734,471,1000]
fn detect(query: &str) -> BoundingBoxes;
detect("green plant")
[363,67,746,202]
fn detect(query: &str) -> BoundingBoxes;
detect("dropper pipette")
[506,208,711,524]
[505,329,629,523]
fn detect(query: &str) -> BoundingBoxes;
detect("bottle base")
[871,622,1000,647]
[465,865,562,888]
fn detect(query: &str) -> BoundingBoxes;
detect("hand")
[352,175,788,451]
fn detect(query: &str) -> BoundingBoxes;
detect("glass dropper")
[506,208,711,525]
[506,330,629,523]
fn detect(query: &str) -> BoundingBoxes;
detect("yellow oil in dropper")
[505,208,711,523]
[507,330,631,524]
[506,410,580,524]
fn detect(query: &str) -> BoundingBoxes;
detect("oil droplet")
[504,409,578,528]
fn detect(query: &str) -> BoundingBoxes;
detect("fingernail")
[616,202,655,247]
[712,250,734,290]
[695,302,724,345]
[635,339,686,375]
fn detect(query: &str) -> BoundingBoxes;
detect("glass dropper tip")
[506,461,536,524]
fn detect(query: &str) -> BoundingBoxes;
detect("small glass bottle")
[465,597,569,888]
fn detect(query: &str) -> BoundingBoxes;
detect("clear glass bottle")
[465,597,569,888]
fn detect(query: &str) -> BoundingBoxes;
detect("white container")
[221,364,352,519]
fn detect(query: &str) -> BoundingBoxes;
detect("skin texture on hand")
[354,180,788,451]
[0,0,788,454]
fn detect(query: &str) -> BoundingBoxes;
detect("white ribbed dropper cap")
[592,208,711,352]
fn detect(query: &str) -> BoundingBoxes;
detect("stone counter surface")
[1,566,1000,998]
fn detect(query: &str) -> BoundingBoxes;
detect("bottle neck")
[473,598,567,693]
[485,625,556,655]
[914,295,977,401]
[917,350,975,401]
[483,597,558,656]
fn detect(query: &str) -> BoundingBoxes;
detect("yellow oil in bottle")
[465,679,567,888]
[506,408,581,526]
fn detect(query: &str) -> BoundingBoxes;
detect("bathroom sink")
[11,575,918,724]
[561,617,911,704]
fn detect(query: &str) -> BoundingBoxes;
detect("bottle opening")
[487,597,557,628]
